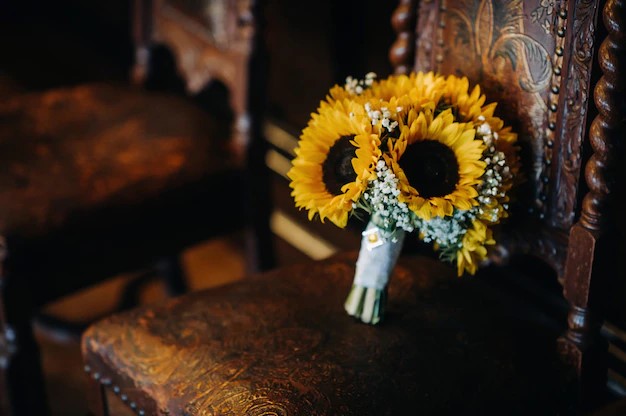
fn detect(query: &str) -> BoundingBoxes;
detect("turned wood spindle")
[560,0,625,408]
[389,0,417,75]
[563,0,625,342]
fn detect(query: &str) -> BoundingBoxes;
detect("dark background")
[0,0,396,129]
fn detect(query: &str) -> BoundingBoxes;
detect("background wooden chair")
[0,0,274,414]
[81,0,626,414]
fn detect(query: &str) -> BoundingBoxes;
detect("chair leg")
[244,130,276,274]
[114,255,187,314]
[155,255,188,297]
[0,330,13,415]
[0,277,49,416]
[131,0,153,87]
[243,225,275,276]
[116,269,158,311]
[86,374,108,416]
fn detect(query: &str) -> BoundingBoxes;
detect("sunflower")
[288,98,381,228]
[326,84,361,104]
[440,75,520,182]
[363,71,446,111]
[456,220,495,275]
[386,108,486,220]
[437,75,521,227]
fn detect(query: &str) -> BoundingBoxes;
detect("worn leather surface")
[83,252,577,415]
[0,83,234,239]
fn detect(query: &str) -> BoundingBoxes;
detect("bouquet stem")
[344,218,405,324]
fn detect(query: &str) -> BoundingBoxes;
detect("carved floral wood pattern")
[552,0,599,229]
[441,0,556,213]
[403,0,600,278]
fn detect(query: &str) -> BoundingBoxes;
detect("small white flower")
[360,159,417,233]
[477,122,492,136]
[345,73,377,95]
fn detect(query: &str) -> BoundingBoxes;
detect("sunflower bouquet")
[288,71,520,324]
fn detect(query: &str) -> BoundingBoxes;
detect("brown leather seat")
[0,83,234,239]
[0,83,246,311]
[82,252,576,415]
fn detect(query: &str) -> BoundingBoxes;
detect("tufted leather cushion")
[82,252,577,415]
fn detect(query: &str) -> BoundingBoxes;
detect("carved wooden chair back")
[131,0,274,269]
[132,0,274,270]
[391,0,623,405]
[133,0,261,159]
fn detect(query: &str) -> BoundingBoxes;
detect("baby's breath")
[345,72,377,96]
[365,103,398,132]
[474,116,513,224]
[359,160,416,236]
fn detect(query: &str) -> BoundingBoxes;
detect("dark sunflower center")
[399,140,460,198]
[322,135,357,196]
[435,98,459,119]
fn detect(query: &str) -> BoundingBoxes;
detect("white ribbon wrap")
[353,219,406,290]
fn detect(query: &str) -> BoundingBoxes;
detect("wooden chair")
[81,0,625,414]
[0,0,274,414]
